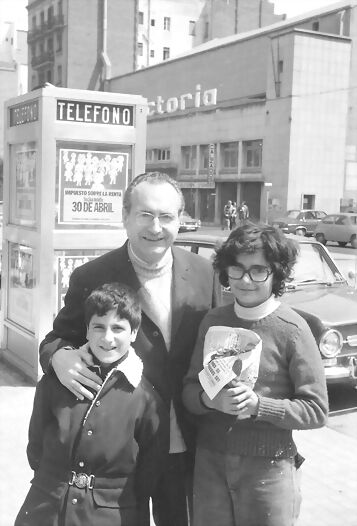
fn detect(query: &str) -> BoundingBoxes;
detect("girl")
[183,223,328,526]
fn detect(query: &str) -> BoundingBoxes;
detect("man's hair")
[84,282,141,331]
[123,171,185,214]
[213,222,299,296]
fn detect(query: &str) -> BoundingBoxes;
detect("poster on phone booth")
[58,148,129,224]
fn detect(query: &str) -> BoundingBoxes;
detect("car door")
[335,215,349,242]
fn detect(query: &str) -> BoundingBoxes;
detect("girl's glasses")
[228,264,272,283]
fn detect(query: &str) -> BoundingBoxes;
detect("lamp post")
[264,182,272,224]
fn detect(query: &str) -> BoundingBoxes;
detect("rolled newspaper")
[198,326,262,400]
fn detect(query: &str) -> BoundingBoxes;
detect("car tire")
[315,233,326,245]
[295,228,306,236]
[338,241,347,247]
[351,235,357,249]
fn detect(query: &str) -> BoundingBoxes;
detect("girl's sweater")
[182,302,328,458]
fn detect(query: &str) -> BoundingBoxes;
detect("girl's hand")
[201,381,259,416]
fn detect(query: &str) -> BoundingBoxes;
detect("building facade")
[108,1,357,224]
[27,0,283,90]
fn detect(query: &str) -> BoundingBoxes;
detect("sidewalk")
[1,357,357,526]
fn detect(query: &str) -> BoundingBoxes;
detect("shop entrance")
[240,182,261,221]
[220,182,237,220]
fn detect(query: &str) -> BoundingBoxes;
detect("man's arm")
[39,268,102,400]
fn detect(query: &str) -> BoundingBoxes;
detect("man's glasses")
[228,264,272,283]
[135,212,179,226]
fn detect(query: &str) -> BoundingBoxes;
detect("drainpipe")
[101,0,112,90]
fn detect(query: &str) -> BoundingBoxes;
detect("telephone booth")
[1,86,147,380]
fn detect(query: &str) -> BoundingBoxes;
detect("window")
[150,49,155,58]
[199,145,209,170]
[312,21,319,31]
[181,146,197,170]
[189,20,195,36]
[302,194,315,209]
[39,42,44,55]
[32,15,36,29]
[137,42,143,56]
[204,21,209,40]
[278,60,284,74]
[220,142,238,169]
[39,71,45,84]
[164,17,171,30]
[48,6,54,24]
[31,74,37,89]
[31,44,36,57]
[40,11,45,26]
[242,140,262,168]
[138,11,144,24]
[57,65,62,85]
[151,19,155,26]
[58,0,63,15]
[48,37,53,52]
[163,47,170,60]
[147,148,171,162]
[47,69,52,82]
[56,32,62,51]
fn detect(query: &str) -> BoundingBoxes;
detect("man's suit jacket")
[39,241,221,451]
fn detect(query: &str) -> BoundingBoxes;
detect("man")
[39,172,221,526]
[222,199,234,230]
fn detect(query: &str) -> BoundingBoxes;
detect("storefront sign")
[9,100,39,126]
[148,84,217,117]
[57,100,134,125]
[58,148,129,224]
[208,143,215,183]
[178,181,215,189]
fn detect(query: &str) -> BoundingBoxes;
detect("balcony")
[27,15,65,42]
[31,51,54,68]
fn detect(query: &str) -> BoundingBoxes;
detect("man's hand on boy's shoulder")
[51,342,102,400]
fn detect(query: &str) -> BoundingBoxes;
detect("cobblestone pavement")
[1,356,357,526]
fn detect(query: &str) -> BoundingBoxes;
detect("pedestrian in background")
[222,199,234,230]
[183,223,328,526]
[230,202,237,230]
[15,282,168,526]
[39,172,221,526]
[238,201,249,225]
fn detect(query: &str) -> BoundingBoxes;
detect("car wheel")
[350,235,357,249]
[295,228,306,236]
[315,233,326,245]
[338,241,347,247]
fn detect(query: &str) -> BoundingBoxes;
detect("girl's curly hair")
[213,222,299,297]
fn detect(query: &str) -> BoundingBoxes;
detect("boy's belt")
[69,471,95,489]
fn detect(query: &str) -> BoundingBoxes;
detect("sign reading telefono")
[57,100,134,126]
[9,100,39,126]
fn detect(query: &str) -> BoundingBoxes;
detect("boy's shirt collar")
[89,347,143,388]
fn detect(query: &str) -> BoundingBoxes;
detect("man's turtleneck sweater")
[128,244,186,453]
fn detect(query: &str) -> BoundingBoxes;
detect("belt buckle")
[69,471,95,489]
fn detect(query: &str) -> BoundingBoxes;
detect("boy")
[15,283,168,526]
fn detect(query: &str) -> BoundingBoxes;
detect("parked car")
[314,212,357,248]
[179,211,201,232]
[271,209,327,236]
[175,233,357,386]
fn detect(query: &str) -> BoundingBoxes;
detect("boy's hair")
[84,282,141,331]
[213,222,299,297]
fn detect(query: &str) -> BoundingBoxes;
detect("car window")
[304,211,314,219]
[290,243,342,284]
[287,210,300,219]
[321,215,336,224]
[315,211,327,219]
[350,215,357,225]
[335,215,348,225]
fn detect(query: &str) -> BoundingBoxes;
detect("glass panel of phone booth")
[7,243,36,332]
[9,142,37,228]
